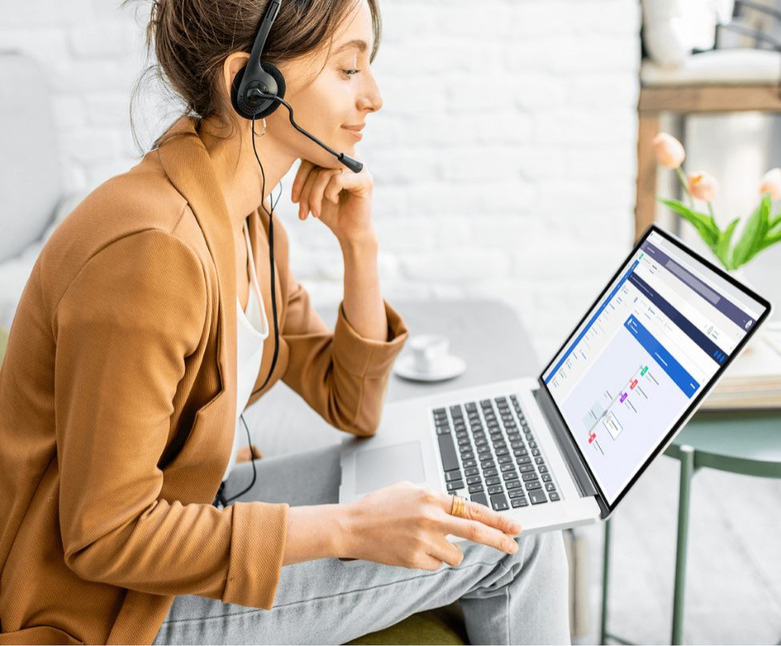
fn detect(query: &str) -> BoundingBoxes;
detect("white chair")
[635,0,781,241]
[0,50,86,330]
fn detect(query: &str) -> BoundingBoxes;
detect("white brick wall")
[2,0,642,363]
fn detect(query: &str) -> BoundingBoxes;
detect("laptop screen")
[540,228,770,506]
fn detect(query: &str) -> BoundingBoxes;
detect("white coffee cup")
[408,334,450,373]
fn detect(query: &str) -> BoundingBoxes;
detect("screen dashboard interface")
[542,230,767,505]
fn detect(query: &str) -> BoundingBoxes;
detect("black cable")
[218,114,284,507]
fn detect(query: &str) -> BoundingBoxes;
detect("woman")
[0,0,571,644]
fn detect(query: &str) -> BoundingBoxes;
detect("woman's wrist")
[338,228,379,257]
[282,503,356,565]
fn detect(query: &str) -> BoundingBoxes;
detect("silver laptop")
[339,226,773,541]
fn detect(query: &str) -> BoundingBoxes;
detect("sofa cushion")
[0,327,8,368]
[346,602,468,645]
[0,51,62,264]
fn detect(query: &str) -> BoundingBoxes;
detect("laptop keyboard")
[433,395,561,511]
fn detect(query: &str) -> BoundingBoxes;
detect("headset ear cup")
[230,63,287,121]
[254,63,286,119]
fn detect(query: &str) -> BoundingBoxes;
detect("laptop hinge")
[532,384,600,499]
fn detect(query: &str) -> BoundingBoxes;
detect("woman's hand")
[291,159,375,244]
[337,481,522,570]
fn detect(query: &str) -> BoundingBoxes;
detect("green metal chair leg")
[672,445,695,645]
[601,517,612,644]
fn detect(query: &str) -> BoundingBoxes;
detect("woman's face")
[269,0,382,169]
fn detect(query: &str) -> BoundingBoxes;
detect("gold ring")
[449,494,467,518]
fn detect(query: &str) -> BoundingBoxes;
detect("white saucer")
[393,354,467,383]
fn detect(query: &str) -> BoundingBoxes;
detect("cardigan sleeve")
[281,269,409,436]
[53,229,288,608]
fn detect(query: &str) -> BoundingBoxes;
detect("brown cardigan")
[0,116,408,645]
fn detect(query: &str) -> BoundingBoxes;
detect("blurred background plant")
[654,132,781,271]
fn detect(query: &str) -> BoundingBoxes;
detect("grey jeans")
[153,444,571,645]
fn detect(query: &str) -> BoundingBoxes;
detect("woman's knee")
[519,529,569,583]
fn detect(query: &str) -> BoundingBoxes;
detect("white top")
[221,222,269,484]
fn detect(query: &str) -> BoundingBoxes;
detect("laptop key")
[519,464,535,473]
[535,457,545,465]
[503,471,519,481]
[538,466,548,473]
[506,480,523,490]
[511,498,529,508]
[517,456,532,465]
[486,476,501,486]
[471,492,489,507]
[468,484,485,495]
[483,467,498,477]
[526,481,542,491]
[522,472,539,482]
[488,485,504,495]
[445,469,463,482]
[529,490,547,505]
[466,476,482,485]
[462,459,477,468]
[490,494,509,511]
[509,489,527,499]
[465,467,479,477]
[549,492,561,501]
[545,483,557,492]
[542,474,552,482]
[447,480,465,492]
[498,455,513,465]
[437,434,459,472]
[500,463,516,472]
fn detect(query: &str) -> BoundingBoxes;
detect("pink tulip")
[687,171,718,202]
[653,133,686,169]
[759,168,781,200]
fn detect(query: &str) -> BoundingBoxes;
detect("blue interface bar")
[544,259,639,384]
[624,315,700,398]
[628,273,728,365]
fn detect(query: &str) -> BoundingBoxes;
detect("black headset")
[216,0,363,507]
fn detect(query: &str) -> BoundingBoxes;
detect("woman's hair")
[122,0,382,155]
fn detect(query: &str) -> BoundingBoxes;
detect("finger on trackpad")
[355,441,425,494]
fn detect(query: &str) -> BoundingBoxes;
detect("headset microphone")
[246,88,364,173]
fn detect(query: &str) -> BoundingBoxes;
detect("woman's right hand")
[337,481,522,570]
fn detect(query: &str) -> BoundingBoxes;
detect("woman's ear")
[221,52,251,104]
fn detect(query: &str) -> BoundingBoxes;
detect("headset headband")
[244,0,280,84]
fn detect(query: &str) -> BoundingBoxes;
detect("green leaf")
[714,218,740,270]
[770,212,781,232]
[731,194,771,269]
[756,230,781,254]
[657,198,721,249]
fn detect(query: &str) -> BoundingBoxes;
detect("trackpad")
[355,441,426,494]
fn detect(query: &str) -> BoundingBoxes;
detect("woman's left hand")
[291,159,376,244]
